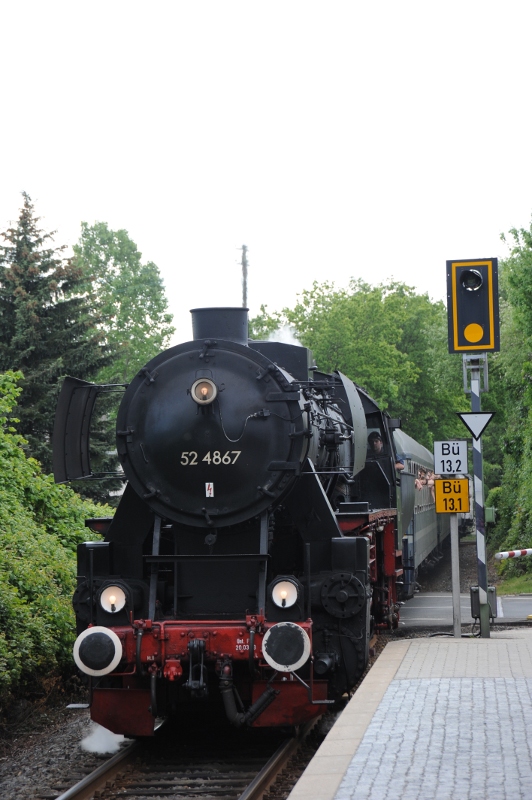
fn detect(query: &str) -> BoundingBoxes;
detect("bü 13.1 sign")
[434,478,470,514]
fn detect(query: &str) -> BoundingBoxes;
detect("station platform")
[288,630,532,800]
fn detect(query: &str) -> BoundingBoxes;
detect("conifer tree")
[0,193,109,471]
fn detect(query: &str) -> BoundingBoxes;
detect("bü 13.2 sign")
[433,440,468,475]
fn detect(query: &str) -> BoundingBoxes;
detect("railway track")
[54,740,138,800]
[35,639,383,800]
[51,717,324,800]
[19,635,388,800]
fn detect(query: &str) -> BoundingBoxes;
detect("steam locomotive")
[53,307,442,737]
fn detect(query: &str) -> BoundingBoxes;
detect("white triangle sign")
[457,412,495,440]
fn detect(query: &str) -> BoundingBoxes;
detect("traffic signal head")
[446,259,500,353]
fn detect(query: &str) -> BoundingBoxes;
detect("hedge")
[0,372,110,703]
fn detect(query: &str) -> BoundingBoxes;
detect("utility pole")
[241,245,248,308]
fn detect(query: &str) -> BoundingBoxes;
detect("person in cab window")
[368,431,384,455]
[368,431,404,471]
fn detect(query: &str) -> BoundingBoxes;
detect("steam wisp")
[81,722,127,754]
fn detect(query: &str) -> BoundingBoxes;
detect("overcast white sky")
[1,1,531,344]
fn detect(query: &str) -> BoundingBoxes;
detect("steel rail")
[55,717,317,800]
[54,739,138,800]
[238,720,316,800]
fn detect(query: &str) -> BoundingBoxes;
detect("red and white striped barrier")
[495,548,532,561]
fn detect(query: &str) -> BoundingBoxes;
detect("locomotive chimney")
[190,307,249,345]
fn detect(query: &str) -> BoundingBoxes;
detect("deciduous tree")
[250,280,465,447]
[73,222,175,384]
[486,224,532,565]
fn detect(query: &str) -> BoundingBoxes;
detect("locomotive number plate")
[180,450,241,465]
[434,478,470,513]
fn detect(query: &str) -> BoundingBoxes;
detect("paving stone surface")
[288,632,532,800]
[335,677,532,800]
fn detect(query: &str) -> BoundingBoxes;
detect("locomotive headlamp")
[191,378,217,405]
[99,584,127,614]
[271,579,298,609]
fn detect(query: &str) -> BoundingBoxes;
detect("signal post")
[446,258,499,638]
